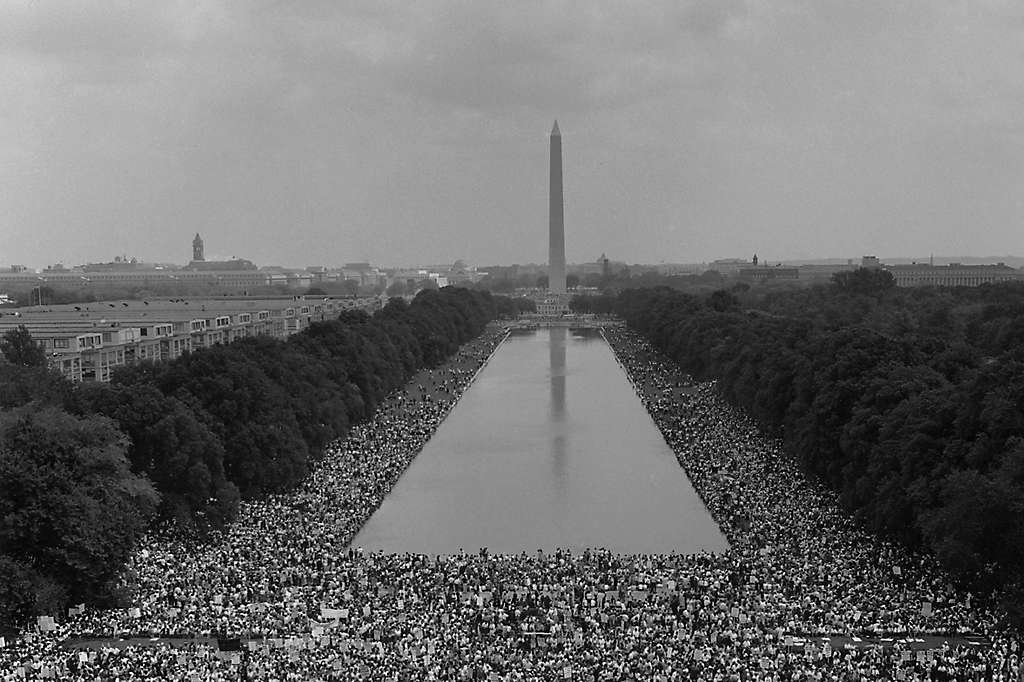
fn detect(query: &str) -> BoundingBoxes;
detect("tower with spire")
[192,233,205,262]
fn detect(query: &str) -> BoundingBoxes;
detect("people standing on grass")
[1,326,1019,681]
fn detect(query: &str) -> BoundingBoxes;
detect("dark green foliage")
[93,286,502,506]
[0,364,71,410]
[0,288,507,630]
[707,289,739,312]
[830,267,896,294]
[0,407,159,628]
[0,325,46,367]
[569,294,616,315]
[67,383,239,530]
[139,341,312,498]
[0,556,41,634]
[616,282,1024,595]
[482,295,534,315]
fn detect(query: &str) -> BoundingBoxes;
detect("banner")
[320,607,346,620]
[217,638,241,652]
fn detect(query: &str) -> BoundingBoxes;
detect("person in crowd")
[2,326,1019,681]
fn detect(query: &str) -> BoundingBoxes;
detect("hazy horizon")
[3,2,1022,269]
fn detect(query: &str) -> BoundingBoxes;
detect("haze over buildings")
[2,3,1023,268]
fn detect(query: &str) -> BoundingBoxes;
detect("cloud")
[358,2,745,119]
[2,0,1024,267]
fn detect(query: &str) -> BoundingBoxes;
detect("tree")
[919,469,1023,578]
[0,364,70,409]
[386,280,408,296]
[70,383,239,531]
[570,294,617,315]
[707,289,739,312]
[148,344,311,498]
[0,407,159,629]
[0,325,46,367]
[831,267,895,294]
[70,287,510,533]
[616,282,1024,595]
[339,309,371,325]
[0,555,41,634]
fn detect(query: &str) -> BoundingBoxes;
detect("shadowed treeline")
[615,275,1024,619]
[0,287,517,630]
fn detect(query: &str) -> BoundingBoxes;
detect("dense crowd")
[2,325,1021,680]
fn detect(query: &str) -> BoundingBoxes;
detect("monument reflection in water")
[350,327,727,555]
[550,326,568,492]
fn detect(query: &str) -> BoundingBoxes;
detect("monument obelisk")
[548,120,566,295]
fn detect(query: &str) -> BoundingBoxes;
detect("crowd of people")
[2,324,1021,681]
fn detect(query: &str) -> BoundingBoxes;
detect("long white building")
[886,262,1020,287]
[0,296,380,382]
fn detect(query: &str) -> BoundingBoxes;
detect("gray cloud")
[2,0,1023,268]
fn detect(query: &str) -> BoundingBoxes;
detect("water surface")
[351,327,727,554]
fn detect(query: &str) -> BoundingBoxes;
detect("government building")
[0,296,378,383]
[885,262,1020,287]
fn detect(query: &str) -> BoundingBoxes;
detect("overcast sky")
[2,1,1022,269]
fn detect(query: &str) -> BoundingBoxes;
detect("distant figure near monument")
[548,120,566,295]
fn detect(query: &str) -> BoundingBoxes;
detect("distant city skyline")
[3,3,1023,268]
[10,248,1024,274]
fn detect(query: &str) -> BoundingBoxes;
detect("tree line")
[0,288,517,630]
[616,274,1024,616]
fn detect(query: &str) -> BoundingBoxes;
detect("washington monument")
[548,120,566,295]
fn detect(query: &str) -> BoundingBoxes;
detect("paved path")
[784,633,991,651]
[61,632,991,654]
